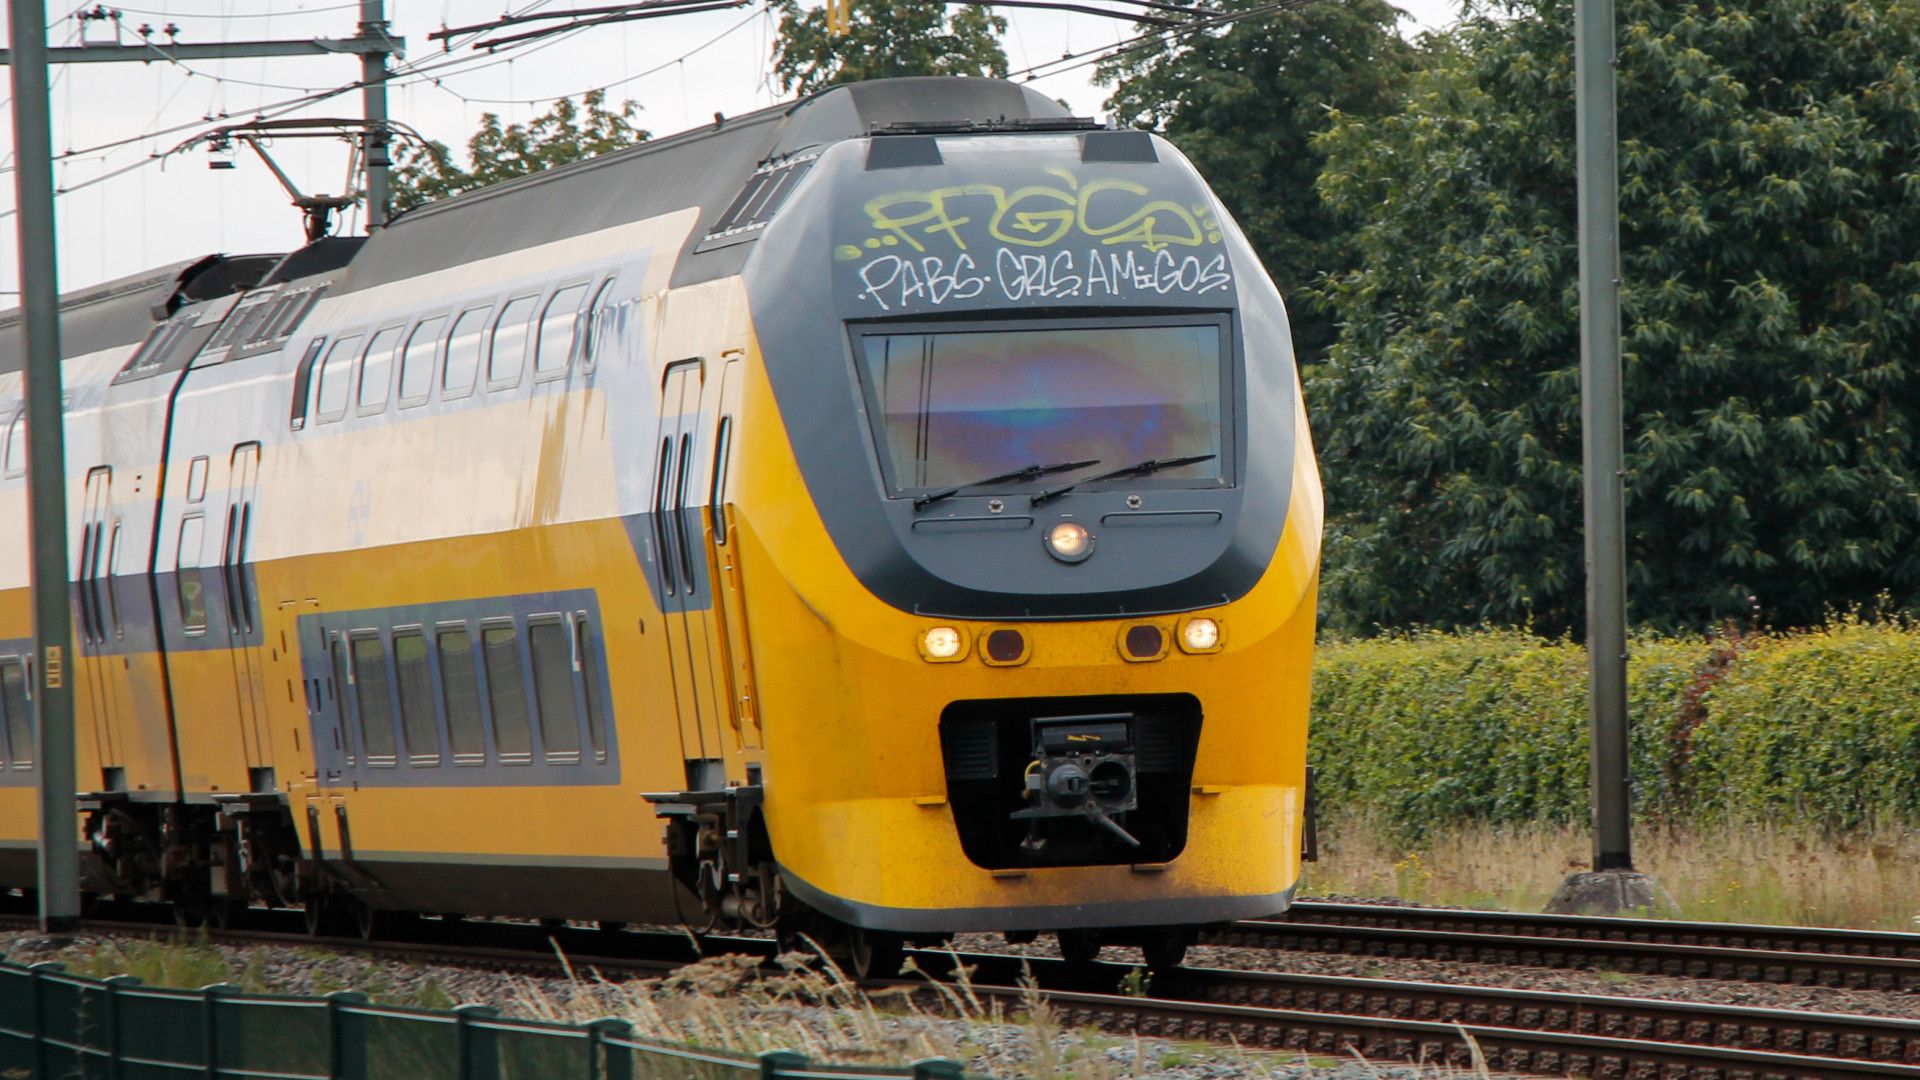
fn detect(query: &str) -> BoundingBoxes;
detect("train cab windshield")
[855,317,1231,498]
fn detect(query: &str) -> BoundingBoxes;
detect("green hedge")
[1308,622,1920,839]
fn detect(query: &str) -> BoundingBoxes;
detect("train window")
[351,633,398,765]
[675,432,697,592]
[314,334,362,422]
[1,657,29,769]
[488,295,539,389]
[534,284,588,379]
[482,623,533,762]
[393,629,440,766]
[289,338,325,431]
[576,615,606,762]
[3,413,22,478]
[186,456,209,503]
[107,522,124,637]
[358,326,403,414]
[176,515,207,635]
[443,306,489,399]
[437,625,486,763]
[331,637,355,767]
[528,616,581,762]
[582,277,616,371]
[710,417,733,546]
[398,316,445,406]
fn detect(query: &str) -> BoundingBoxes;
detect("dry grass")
[1304,815,1920,930]
[516,942,1500,1078]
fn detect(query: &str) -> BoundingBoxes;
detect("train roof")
[0,77,1073,381]
[339,77,1075,293]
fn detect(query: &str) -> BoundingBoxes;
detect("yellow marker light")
[1179,617,1222,653]
[920,626,965,662]
[1045,520,1094,563]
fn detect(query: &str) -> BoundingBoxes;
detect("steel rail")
[1210,919,1920,990]
[1273,901,1920,958]
[959,981,1920,1079]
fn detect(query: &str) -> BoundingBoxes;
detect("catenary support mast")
[358,0,392,227]
[1574,0,1631,876]
[8,0,81,932]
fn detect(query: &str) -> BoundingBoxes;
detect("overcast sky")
[0,0,1461,298]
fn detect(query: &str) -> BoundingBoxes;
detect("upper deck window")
[854,319,1229,496]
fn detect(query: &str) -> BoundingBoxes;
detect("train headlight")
[1045,520,1094,563]
[1179,617,1222,653]
[919,626,966,662]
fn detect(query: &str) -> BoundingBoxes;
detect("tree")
[771,0,1008,95]
[390,90,648,213]
[1100,0,1416,364]
[1310,0,1920,636]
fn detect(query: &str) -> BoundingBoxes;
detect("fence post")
[911,1058,965,1080]
[200,982,239,1080]
[326,990,371,1080]
[759,1049,809,1080]
[585,1017,633,1080]
[29,962,64,1080]
[100,974,141,1080]
[453,1003,499,1080]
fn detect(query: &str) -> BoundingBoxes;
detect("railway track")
[1211,903,1920,990]
[12,901,1920,1076]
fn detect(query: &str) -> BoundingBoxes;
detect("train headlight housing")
[1179,617,1222,653]
[1045,520,1094,563]
[919,626,967,662]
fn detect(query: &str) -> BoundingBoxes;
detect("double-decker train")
[0,76,1321,975]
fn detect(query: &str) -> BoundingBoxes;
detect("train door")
[653,360,726,782]
[703,355,762,753]
[221,442,271,781]
[77,467,125,781]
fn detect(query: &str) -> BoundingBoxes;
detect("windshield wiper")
[912,459,1101,511]
[1028,453,1218,507]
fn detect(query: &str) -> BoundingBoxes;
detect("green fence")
[0,958,977,1080]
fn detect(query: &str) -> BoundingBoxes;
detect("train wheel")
[846,925,904,980]
[303,896,341,938]
[356,902,402,942]
[1057,929,1102,966]
[1140,929,1190,973]
[210,898,247,931]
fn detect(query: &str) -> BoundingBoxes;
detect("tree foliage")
[770,0,1007,95]
[391,91,648,213]
[1311,0,1920,635]
[1101,0,1415,363]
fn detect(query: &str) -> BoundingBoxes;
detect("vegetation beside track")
[1311,618,1920,838]
[1307,619,1920,926]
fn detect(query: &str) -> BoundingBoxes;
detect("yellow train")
[0,76,1321,975]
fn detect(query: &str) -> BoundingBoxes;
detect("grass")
[1305,814,1920,930]
[516,942,1501,1078]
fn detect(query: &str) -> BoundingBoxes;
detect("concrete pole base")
[1546,869,1678,916]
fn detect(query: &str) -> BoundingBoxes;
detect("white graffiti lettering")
[857,246,1231,310]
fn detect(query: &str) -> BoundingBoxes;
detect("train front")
[733,94,1322,960]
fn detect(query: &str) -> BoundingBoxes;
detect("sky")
[0,0,1462,298]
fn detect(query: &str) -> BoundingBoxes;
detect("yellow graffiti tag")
[843,168,1222,258]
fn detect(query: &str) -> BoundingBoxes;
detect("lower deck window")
[351,634,398,764]
[1,658,30,768]
[483,624,533,761]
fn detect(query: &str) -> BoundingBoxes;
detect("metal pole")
[1575,0,1631,872]
[358,0,390,228]
[8,0,81,930]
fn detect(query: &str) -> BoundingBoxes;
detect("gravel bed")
[0,928,1492,1079]
[952,929,1920,1020]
